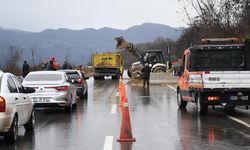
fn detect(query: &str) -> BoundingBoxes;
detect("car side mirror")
[25,87,35,93]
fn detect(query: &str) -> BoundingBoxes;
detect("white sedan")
[0,71,35,143]
[22,71,77,111]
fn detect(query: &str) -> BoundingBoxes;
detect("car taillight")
[208,96,221,101]
[78,79,82,84]
[54,86,69,91]
[0,96,5,112]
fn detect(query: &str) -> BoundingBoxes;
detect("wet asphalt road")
[1,77,250,150]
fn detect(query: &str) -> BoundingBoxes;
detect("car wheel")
[80,89,84,99]
[177,90,187,108]
[196,93,208,115]
[66,102,73,112]
[84,88,88,99]
[4,116,18,143]
[111,76,117,80]
[24,110,35,131]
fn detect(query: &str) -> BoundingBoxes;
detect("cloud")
[0,0,186,31]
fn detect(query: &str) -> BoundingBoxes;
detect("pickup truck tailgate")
[203,71,250,89]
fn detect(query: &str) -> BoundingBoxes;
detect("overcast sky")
[0,0,190,32]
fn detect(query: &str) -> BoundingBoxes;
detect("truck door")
[178,51,191,101]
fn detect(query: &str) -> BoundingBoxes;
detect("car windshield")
[195,49,244,71]
[25,74,62,81]
[66,72,80,79]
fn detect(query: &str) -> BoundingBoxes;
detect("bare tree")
[4,46,23,75]
[175,0,250,58]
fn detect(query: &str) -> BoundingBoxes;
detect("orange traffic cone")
[119,80,126,107]
[119,91,124,107]
[117,105,136,142]
[118,78,123,92]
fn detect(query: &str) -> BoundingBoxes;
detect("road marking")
[227,116,250,128]
[111,104,117,114]
[103,136,113,150]
[167,85,177,92]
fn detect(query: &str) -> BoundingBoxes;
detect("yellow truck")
[92,52,123,80]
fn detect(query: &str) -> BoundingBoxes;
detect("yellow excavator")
[115,36,167,79]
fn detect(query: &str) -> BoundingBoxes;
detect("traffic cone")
[119,81,126,107]
[117,105,136,142]
[119,91,124,107]
[118,78,123,92]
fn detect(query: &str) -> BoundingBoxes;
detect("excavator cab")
[143,50,165,65]
[115,36,167,79]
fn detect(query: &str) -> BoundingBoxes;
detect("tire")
[66,96,73,112]
[196,93,208,115]
[153,67,166,73]
[177,90,187,108]
[84,88,88,99]
[66,102,73,112]
[112,76,117,80]
[24,110,35,131]
[80,89,84,99]
[224,106,235,114]
[127,70,131,78]
[4,116,18,143]
[131,68,143,79]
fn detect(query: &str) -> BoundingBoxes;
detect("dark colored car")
[60,70,88,99]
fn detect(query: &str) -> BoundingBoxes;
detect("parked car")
[60,70,88,99]
[22,71,77,111]
[0,70,35,143]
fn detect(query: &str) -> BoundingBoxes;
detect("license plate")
[230,96,248,101]
[33,98,50,102]
[239,96,248,101]
[230,96,237,101]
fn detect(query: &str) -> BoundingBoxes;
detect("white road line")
[103,136,113,150]
[227,116,250,128]
[167,85,177,92]
[110,104,117,114]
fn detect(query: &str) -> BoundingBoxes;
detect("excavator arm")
[115,36,144,62]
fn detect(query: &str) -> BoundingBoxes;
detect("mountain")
[0,23,184,65]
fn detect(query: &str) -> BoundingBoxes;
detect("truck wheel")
[196,93,208,115]
[177,90,187,108]
[153,67,166,73]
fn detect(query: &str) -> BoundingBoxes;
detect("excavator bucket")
[115,36,128,49]
[114,36,134,51]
